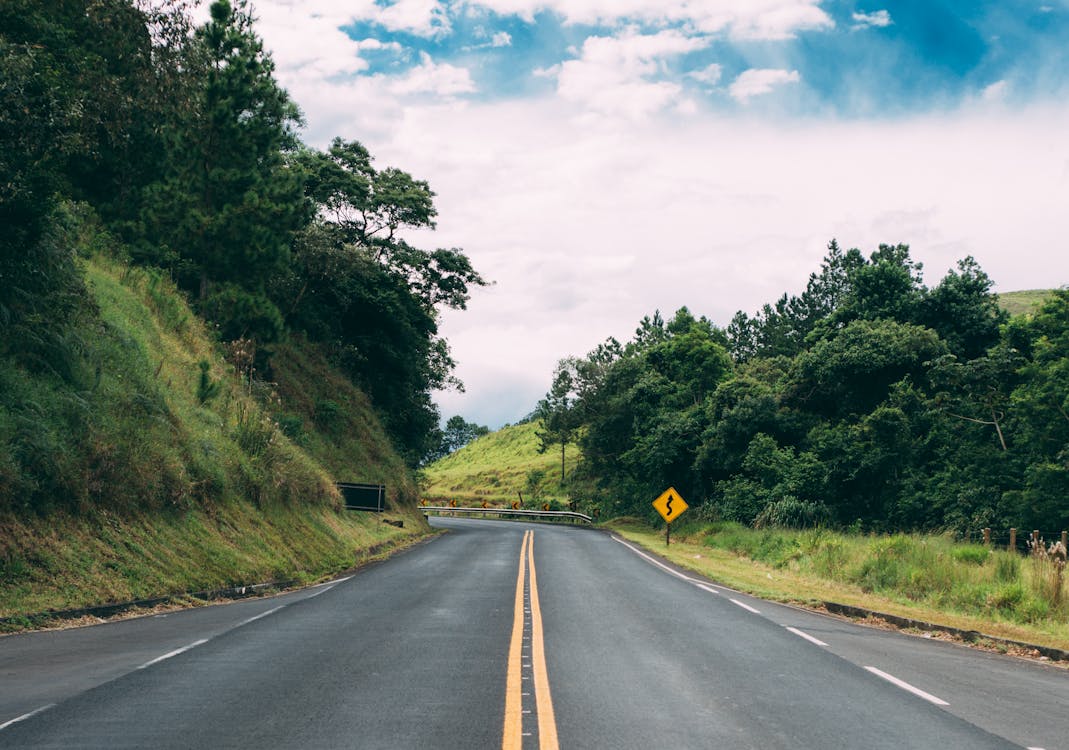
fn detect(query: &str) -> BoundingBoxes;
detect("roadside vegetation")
[0,233,427,622]
[612,520,1069,652]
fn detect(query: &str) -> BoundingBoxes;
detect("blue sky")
[241,0,1069,427]
[321,1,1069,116]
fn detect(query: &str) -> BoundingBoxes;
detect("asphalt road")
[1,517,1066,749]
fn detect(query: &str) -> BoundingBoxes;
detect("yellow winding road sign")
[652,487,688,524]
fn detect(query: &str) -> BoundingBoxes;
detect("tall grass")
[695,523,1067,626]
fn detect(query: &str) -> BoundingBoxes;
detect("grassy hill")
[0,218,427,623]
[997,289,1054,316]
[420,422,579,508]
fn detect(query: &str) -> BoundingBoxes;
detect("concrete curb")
[821,601,1069,662]
[0,579,299,629]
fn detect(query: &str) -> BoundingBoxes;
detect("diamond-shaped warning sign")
[652,487,688,524]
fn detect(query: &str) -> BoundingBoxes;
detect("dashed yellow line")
[527,532,559,750]
[502,530,529,750]
[502,530,559,750]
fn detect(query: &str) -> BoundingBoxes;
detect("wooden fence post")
[1062,530,1067,549]
[1033,530,1041,554]
[983,528,991,546]
[1009,528,1016,552]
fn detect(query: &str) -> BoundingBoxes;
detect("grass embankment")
[1,245,427,623]
[0,503,417,623]
[612,520,1069,652]
[997,289,1054,317]
[420,422,579,507]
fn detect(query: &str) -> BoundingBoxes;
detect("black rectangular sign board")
[337,482,386,512]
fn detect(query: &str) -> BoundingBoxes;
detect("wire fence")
[965,528,1069,554]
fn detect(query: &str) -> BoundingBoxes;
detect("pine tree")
[145,0,307,339]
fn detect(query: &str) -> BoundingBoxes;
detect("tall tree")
[144,0,306,338]
[537,359,581,482]
[276,139,487,463]
[920,257,1007,360]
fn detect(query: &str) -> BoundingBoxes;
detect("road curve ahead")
[2,518,1066,749]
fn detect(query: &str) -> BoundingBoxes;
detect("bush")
[276,413,304,442]
[993,551,1020,583]
[313,399,342,431]
[233,404,276,457]
[754,496,830,529]
[986,583,1025,613]
[200,285,284,343]
[950,544,990,565]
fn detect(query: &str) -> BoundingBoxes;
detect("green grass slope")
[268,336,419,509]
[997,289,1054,317]
[420,422,579,507]
[0,228,427,620]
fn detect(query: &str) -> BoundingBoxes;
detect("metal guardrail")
[421,506,593,524]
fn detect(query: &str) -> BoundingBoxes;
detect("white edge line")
[305,583,337,600]
[695,583,720,595]
[237,604,285,627]
[729,598,761,614]
[785,626,828,646]
[864,666,949,706]
[610,536,698,583]
[0,704,56,731]
[313,575,352,587]
[1027,746,1046,749]
[138,638,209,670]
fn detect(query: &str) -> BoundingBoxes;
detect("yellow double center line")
[503,530,559,750]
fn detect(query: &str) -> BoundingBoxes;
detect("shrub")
[986,583,1025,613]
[993,552,1020,583]
[313,399,342,431]
[950,544,990,566]
[276,413,304,442]
[754,496,830,529]
[197,360,222,404]
[233,403,276,457]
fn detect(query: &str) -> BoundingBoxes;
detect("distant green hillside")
[420,422,579,507]
[997,289,1054,317]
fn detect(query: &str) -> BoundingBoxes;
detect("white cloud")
[252,4,379,78]
[555,29,710,117]
[389,52,476,96]
[687,63,723,86]
[852,9,893,29]
[491,31,513,47]
[376,0,451,37]
[353,38,405,53]
[982,80,1009,101]
[729,68,801,102]
[467,0,833,40]
[532,64,562,78]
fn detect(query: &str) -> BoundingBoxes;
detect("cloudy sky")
[235,0,1069,428]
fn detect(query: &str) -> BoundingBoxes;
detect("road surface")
[1,517,1066,748]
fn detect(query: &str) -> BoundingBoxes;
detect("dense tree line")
[1,0,483,467]
[546,242,1068,533]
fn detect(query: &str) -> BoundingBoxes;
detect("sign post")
[652,487,689,547]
